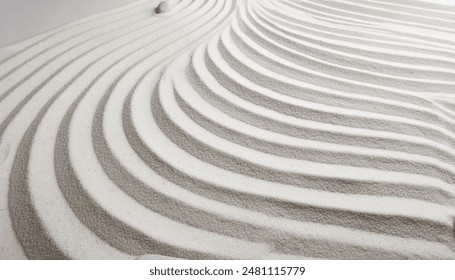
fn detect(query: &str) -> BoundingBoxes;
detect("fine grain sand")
[1,0,455,260]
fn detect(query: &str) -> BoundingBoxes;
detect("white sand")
[0,0,455,260]
[0,0,139,48]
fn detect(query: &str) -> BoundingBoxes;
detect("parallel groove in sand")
[0,0,454,259]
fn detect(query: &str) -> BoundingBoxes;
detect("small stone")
[156,1,172,14]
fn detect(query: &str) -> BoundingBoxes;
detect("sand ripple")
[1,0,455,259]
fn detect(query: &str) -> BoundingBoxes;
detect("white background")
[1,260,455,280]
[0,0,138,47]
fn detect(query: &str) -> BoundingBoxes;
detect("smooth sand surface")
[1,0,455,259]
[0,0,139,48]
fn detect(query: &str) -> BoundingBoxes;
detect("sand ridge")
[0,0,455,259]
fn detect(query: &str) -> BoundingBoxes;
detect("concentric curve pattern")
[1,0,455,259]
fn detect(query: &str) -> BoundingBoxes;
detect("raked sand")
[1,0,455,259]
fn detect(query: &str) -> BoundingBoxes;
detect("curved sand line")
[1,0,455,259]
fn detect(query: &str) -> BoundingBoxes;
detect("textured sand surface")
[1,0,455,259]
